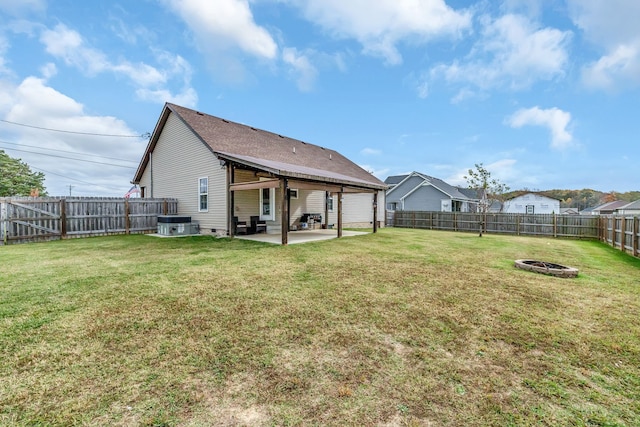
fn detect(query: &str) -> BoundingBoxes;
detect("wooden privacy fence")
[1,197,178,245]
[389,211,640,258]
[390,211,599,238]
[599,215,640,258]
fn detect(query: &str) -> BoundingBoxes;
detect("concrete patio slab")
[234,229,369,245]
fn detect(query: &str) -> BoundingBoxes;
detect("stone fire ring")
[514,259,579,278]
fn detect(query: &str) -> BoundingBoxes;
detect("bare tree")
[464,163,509,237]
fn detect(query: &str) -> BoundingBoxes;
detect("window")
[526,205,534,214]
[327,195,335,212]
[260,188,275,220]
[199,177,208,212]
[289,189,299,199]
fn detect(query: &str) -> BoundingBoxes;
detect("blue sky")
[1,0,638,197]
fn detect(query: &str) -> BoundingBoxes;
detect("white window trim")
[198,177,208,212]
[260,187,275,221]
[327,195,335,212]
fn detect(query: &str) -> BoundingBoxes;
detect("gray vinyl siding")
[138,112,227,233]
[288,189,325,227]
[233,170,260,224]
[327,191,385,227]
[343,193,373,224]
[386,176,424,205]
[231,175,327,229]
[403,185,447,211]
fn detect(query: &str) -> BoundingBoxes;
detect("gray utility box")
[157,215,198,236]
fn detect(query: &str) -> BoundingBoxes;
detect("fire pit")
[514,259,578,278]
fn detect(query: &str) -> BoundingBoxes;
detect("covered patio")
[221,152,386,245]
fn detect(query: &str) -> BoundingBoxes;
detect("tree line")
[0,150,48,197]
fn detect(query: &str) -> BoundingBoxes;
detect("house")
[614,200,640,215]
[384,172,478,212]
[132,103,387,244]
[502,193,560,214]
[591,200,629,215]
[560,207,580,215]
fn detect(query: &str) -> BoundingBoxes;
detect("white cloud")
[0,0,45,16]
[136,87,198,108]
[568,0,640,90]
[360,148,382,156]
[282,47,318,92]
[429,13,571,96]
[507,106,574,150]
[359,164,389,179]
[287,0,472,65]
[163,0,277,60]
[40,62,57,79]
[448,159,517,187]
[0,34,9,76]
[581,44,640,89]
[39,24,196,104]
[1,76,146,197]
[40,24,165,85]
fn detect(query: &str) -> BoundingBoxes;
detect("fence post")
[620,216,626,253]
[553,214,557,238]
[1,198,6,245]
[60,199,67,238]
[125,199,130,234]
[634,217,639,258]
[163,199,168,215]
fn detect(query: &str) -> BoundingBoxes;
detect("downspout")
[149,152,154,198]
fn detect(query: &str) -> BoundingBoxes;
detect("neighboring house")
[560,207,580,215]
[384,172,478,212]
[384,175,406,192]
[502,193,560,214]
[579,206,596,215]
[591,200,629,215]
[615,200,640,215]
[132,103,387,244]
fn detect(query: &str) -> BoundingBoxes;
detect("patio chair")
[251,216,267,234]
[234,216,248,235]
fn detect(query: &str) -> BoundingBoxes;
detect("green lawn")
[1,228,639,426]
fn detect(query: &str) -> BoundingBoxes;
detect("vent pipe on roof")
[329,154,332,160]
[293,147,296,154]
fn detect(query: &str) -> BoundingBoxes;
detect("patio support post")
[373,191,378,233]
[337,190,343,238]
[281,178,288,245]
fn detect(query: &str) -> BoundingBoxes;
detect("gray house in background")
[590,200,629,215]
[614,200,640,215]
[385,172,478,212]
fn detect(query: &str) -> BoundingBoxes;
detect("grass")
[1,228,639,426]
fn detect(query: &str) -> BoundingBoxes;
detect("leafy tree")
[0,150,48,197]
[464,163,509,236]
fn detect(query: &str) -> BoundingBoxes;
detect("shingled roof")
[133,103,386,190]
[387,172,475,201]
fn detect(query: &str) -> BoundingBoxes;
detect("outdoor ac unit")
[157,215,197,236]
